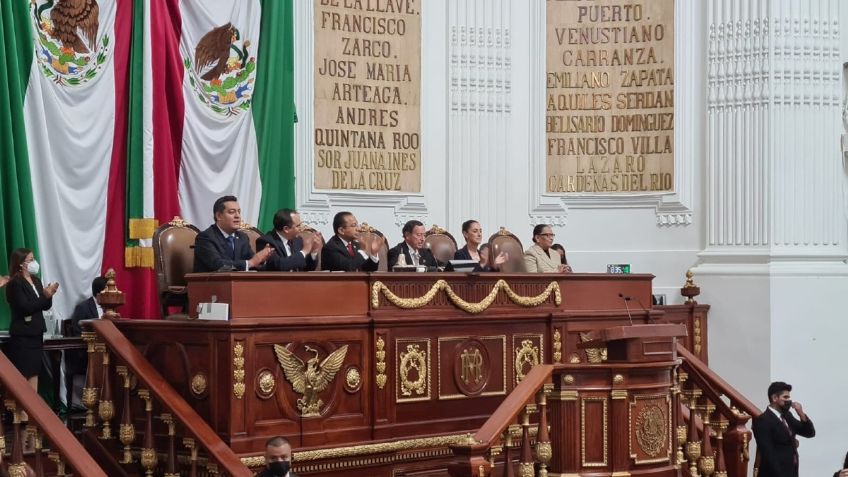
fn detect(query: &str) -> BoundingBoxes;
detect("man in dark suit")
[255,436,298,477]
[752,381,815,477]
[193,195,273,273]
[256,208,321,272]
[387,220,437,271]
[321,211,381,271]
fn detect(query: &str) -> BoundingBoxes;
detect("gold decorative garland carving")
[241,433,470,469]
[399,344,428,397]
[232,342,245,399]
[371,279,561,314]
[552,328,562,363]
[514,339,540,385]
[375,336,387,389]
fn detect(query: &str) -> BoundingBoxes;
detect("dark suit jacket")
[321,235,379,272]
[454,246,489,272]
[387,242,437,271]
[5,275,50,337]
[752,408,815,477]
[256,232,317,272]
[67,297,98,373]
[193,225,254,273]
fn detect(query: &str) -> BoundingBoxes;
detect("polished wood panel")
[109,272,714,476]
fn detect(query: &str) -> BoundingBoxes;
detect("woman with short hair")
[523,224,572,273]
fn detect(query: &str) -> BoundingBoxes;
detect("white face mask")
[26,260,40,275]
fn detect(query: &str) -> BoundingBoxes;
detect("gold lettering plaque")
[546,0,675,194]
[313,0,422,192]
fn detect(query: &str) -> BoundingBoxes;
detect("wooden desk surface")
[185,272,655,319]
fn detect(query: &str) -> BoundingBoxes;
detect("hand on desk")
[558,264,573,273]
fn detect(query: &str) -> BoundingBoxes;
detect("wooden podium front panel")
[372,320,548,440]
[118,272,673,461]
[186,272,370,319]
[244,327,371,451]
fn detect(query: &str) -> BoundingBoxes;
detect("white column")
[446,0,522,236]
[697,1,848,475]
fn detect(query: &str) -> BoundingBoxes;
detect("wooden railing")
[0,350,107,476]
[83,319,252,477]
[676,343,758,477]
[448,365,554,477]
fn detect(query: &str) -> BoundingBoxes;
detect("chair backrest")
[487,227,526,273]
[238,222,264,254]
[153,217,201,292]
[424,225,458,265]
[298,225,324,270]
[359,223,388,272]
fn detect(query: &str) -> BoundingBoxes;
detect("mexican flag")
[1,0,295,325]
[0,0,134,327]
[128,0,296,247]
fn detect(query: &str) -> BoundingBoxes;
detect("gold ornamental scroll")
[314,0,422,192]
[546,0,675,194]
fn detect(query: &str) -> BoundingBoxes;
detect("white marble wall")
[696,1,848,475]
[293,3,848,471]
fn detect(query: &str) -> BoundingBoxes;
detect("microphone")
[619,293,633,326]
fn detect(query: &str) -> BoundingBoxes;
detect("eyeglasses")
[538,233,555,238]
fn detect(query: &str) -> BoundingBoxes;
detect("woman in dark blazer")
[454,220,507,271]
[4,248,59,391]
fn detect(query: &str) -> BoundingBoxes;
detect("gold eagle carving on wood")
[273,344,348,417]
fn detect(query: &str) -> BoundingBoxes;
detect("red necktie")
[347,242,354,257]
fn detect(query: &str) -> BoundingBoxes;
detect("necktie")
[287,240,294,256]
[347,242,355,257]
[411,250,419,266]
[227,235,236,258]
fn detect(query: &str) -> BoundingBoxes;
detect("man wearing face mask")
[752,381,815,477]
[256,436,298,477]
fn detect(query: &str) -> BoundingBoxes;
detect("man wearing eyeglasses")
[523,224,572,273]
[321,211,381,271]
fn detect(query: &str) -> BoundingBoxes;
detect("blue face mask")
[268,460,290,476]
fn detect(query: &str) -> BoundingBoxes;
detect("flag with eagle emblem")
[0,0,295,323]
[124,0,296,276]
[0,0,132,327]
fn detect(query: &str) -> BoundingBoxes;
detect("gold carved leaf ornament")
[273,344,349,417]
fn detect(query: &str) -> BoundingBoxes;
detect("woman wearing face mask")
[4,248,59,392]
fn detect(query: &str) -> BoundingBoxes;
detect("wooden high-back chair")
[359,223,388,271]
[152,217,201,317]
[238,222,264,254]
[487,227,526,273]
[424,225,458,266]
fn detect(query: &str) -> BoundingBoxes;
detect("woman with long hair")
[454,220,506,271]
[4,248,59,392]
